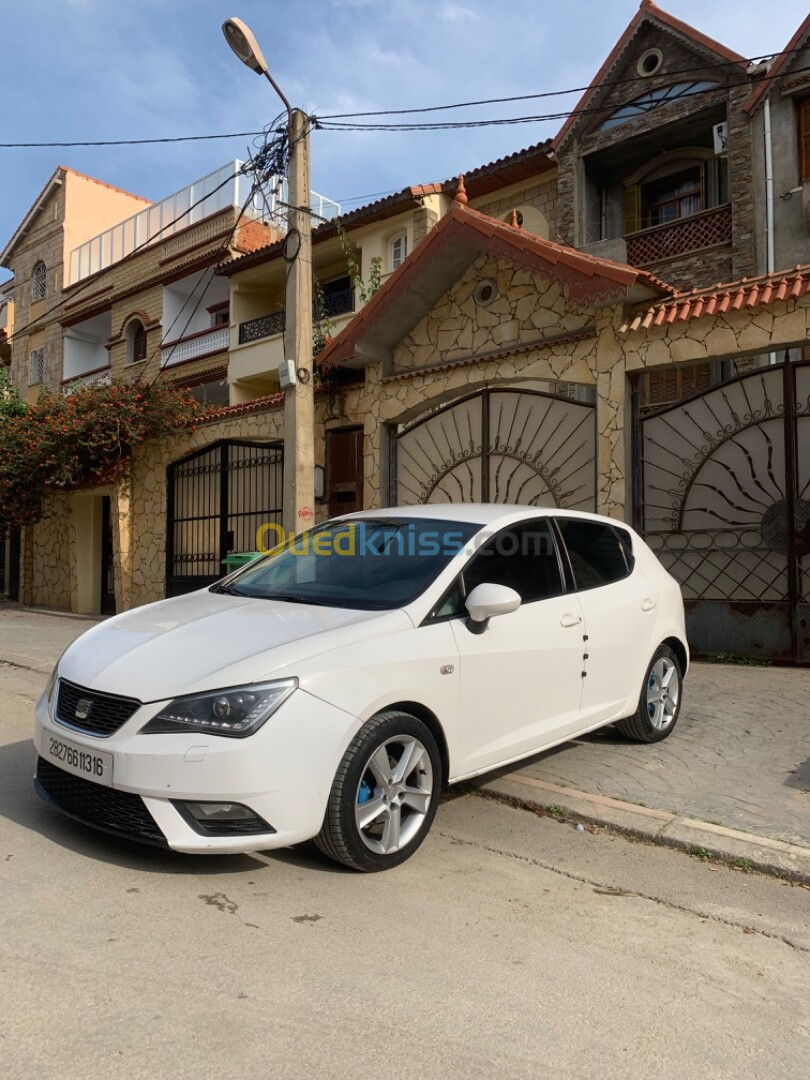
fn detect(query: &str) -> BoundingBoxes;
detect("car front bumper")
[34,686,359,854]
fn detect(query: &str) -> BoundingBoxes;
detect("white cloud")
[439,3,480,21]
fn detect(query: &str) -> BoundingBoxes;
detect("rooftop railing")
[68,161,340,284]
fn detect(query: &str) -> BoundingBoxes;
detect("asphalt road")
[1,653,809,1080]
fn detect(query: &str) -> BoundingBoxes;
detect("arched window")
[599,82,718,132]
[125,319,148,364]
[31,261,47,302]
[389,232,408,271]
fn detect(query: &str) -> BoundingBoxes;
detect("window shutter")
[622,185,640,235]
[644,371,664,406]
[799,99,810,183]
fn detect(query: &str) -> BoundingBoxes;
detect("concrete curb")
[475,772,810,884]
[0,602,102,623]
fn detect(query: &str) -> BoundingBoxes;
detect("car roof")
[340,504,631,529]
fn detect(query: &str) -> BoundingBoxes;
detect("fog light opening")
[173,800,275,837]
[185,801,257,822]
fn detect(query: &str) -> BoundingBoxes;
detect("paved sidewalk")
[483,663,809,844]
[2,603,808,876]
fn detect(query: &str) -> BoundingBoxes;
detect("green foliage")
[0,381,202,530]
[312,275,335,357]
[0,364,26,420]
[333,217,383,306]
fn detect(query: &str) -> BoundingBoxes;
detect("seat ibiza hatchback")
[35,505,688,871]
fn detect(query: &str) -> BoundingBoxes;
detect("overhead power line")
[316,64,810,132]
[8,167,244,342]
[0,44,805,150]
[316,45,806,119]
[0,132,267,149]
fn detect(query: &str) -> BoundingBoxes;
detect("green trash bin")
[222,551,263,574]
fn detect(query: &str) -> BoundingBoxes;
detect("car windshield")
[214,517,480,610]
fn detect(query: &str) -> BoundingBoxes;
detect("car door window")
[429,519,564,620]
[556,519,630,590]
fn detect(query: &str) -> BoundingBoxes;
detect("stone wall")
[553,18,756,286]
[61,209,270,396]
[395,256,595,374]
[124,403,285,607]
[16,259,809,615]
[621,295,810,370]
[8,183,66,397]
[641,243,734,292]
[25,496,72,611]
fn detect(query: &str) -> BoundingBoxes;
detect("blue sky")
[1,0,808,279]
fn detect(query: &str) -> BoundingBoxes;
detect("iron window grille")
[29,347,45,385]
[31,262,47,302]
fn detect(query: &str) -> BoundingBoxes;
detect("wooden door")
[327,428,363,518]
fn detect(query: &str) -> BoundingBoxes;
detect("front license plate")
[44,734,114,788]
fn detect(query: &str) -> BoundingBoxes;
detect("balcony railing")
[239,288,355,345]
[161,325,229,368]
[62,366,112,396]
[626,204,732,266]
[68,160,342,285]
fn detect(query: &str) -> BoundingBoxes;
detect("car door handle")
[642,598,658,612]
[560,613,582,628]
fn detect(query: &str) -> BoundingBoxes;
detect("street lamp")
[222,16,315,537]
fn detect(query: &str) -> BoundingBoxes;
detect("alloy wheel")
[355,736,434,855]
[646,657,680,730]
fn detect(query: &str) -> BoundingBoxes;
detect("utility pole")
[222,17,315,537]
[282,108,315,535]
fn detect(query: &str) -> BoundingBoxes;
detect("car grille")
[56,679,141,737]
[35,758,166,846]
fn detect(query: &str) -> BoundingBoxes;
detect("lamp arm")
[262,71,293,131]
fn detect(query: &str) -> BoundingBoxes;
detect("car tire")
[315,710,442,872]
[615,644,683,744]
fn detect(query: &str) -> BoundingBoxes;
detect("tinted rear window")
[613,526,635,572]
[556,519,630,590]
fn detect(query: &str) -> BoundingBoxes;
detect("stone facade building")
[1,162,276,611]
[1,1,808,662]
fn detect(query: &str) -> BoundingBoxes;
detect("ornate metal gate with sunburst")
[394,388,596,510]
[638,357,809,663]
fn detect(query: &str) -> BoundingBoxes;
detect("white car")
[34,505,688,872]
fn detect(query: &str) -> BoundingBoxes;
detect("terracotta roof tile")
[620,265,810,332]
[317,202,675,368]
[199,392,284,424]
[219,142,555,278]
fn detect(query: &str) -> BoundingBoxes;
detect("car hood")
[57,590,413,701]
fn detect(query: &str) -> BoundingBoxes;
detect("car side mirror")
[465,583,522,634]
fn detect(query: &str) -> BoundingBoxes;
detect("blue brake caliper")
[357,777,372,805]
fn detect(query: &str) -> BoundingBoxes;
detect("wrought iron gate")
[637,357,809,664]
[166,440,283,597]
[394,387,596,510]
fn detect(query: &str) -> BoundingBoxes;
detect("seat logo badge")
[75,698,93,720]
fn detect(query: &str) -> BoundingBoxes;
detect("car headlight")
[139,679,298,738]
